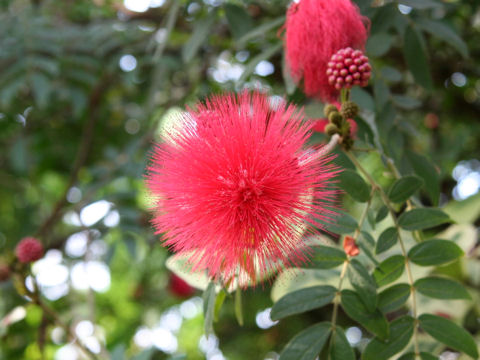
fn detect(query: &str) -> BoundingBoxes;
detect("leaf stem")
[345,150,420,358]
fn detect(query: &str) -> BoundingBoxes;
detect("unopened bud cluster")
[327,47,371,90]
[323,101,360,150]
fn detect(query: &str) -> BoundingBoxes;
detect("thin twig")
[35,78,111,240]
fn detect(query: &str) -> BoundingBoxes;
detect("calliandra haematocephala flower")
[146,92,339,286]
[284,0,369,102]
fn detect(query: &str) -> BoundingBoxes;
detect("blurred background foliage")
[0,0,479,359]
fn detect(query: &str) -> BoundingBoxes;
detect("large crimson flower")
[147,92,337,285]
[285,0,369,102]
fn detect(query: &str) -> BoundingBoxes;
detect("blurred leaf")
[224,3,254,39]
[416,18,468,58]
[237,16,285,45]
[392,95,422,110]
[182,11,217,63]
[378,283,411,313]
[271,268,340,302]
[31,73,51,108]
[376,227,398,255]
[363,316,414,360]
[408,239,464,266]
[214,289,226,321]
[419,314,479,359]
[271,285,336,320]
[323,210,358,235]
[166,253,211,291]
[352,87,375,111]
[373,255,405,287]
[388,175,423,203]
[234,286,243,326]
[329,327,355,360]
[338,169,371,202]
[279,322,331,360]
[341,290,389,340]
[444,192,480,224]
[380,66,402,83]
[238,42,282,83]
[348,259,377,312]
[366,33,393,57]
[203,281,217,336]
[312,246,347,269]
[407,151,440,206]
[398,208,451,230]
[403,25,432,90]
[414,277,470,300]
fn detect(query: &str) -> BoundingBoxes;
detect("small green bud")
[325,123,339,136]
[323,104,338,117]
[341,101,359,119]
[328,112,343,127]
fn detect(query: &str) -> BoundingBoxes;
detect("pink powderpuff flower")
[147,92,338,286]
[285,0,369,102]
[16,237,44,263]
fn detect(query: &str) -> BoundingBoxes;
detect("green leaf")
[323,210,358,235]
[398,352,438,360]
[347,259,377,312]
[182,11,217,63]
[378,283,411,313]
[235,286,243,326]
[238,42,282,84]
[203,282,217,336]
[375,227,398,255]
[408,239,464,266]
[330,327,355,360]
[381,66,402,83]
[373,255,405,287]
[341,290,389,340]
[271,285,337,320]
[398,208,451,230]
[224,4,254,39]
[312,246,347,269]
[376,205,389,223]
[237,16,285,45]
[214,289,226,321]
[416,18,468,59]
[388,175,424,203]
[415,277,471,300]
[363,316,414,360]
[338,169,371,202]
[366,33,393,57]
[392,95,422,110]
[31,73,51,108]
[403,25,432,90]
[279,322,331,360]
[419,314,479,359]
[407,151,440,206]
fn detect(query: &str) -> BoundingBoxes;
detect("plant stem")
[331,193,373,332]
[331,260,348,330]
[345,150,420,357]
